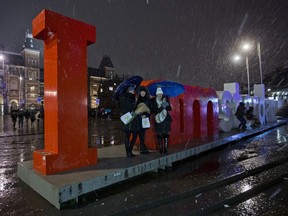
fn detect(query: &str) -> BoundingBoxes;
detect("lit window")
[100,88,103,92]
[109,87,113,91]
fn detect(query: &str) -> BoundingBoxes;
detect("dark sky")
[1,0,288,90]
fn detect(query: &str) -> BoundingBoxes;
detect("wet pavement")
[1,116,288,215]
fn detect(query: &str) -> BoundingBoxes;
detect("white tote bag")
[142,117,150,128]
[120,112,133,124]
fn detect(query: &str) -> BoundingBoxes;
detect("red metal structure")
[144,83,219,150]
[32,10,97,175]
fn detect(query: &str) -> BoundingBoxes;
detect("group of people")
[119,85,172,158]
[235,102,260,130]
[10,108,42,130]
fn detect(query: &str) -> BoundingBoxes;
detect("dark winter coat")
[151,96,172,135]
[11,110,18,122]
[235,104,246,118]
[119,92,140,132]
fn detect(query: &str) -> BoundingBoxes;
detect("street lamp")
[257,42,263,84]
[232,42,252,95]
[232,52,250,95]
[241,42,252,96]
[0,54,4,70]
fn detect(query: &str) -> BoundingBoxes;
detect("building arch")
[10,100,19,111]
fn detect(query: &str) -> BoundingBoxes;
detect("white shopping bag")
[142,117,150,128]
[120,112,133,124]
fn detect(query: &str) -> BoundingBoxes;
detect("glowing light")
[233,54,241,62]
[45,91,57,97]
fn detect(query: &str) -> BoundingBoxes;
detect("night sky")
[1,0,288,90]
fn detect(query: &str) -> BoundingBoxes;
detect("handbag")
[155,109,167,123]
[142,117,150,128]
[120,112,133,124]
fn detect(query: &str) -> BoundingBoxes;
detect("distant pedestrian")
[151,87,172,154]
[36,111,41,128]
[18,108,25,129]
[24,109,30,127]
[30,112,36,127]
[235,102,247,130]
[11,109,18,130]
[119,85,139,158]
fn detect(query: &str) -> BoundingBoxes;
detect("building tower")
[21,30,41,109]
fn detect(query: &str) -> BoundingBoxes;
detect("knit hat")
[156,87,164,95]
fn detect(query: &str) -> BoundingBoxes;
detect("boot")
[157,135,163,154]
[163,137,168,154]
[125,137,134,158]
[140,144,150,155]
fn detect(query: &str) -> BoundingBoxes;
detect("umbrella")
[113,75,143,101]
[147,80,185,97]
[105,108,111,113]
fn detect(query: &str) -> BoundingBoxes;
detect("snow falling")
[1,1,288,90]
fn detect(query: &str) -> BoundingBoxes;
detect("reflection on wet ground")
[1,115,288,215]
[88,118,124,148]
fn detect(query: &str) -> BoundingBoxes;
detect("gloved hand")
[162,101,169,108]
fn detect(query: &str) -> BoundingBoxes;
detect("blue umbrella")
[113,75,143,101]
[147,80,185,97]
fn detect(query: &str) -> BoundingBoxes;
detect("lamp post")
[0,54,4,75]
[257,42,263,84]
[233,52,250,95]
[242,43,252,95]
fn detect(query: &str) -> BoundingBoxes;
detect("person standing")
[151,87,172,154]
[11,109,18,130]
[30,111,36,127]
[119,85,139,158]
[18,108,25,130]
[235,102,247,130]
[135,86,151,155]
[24,109,30,127]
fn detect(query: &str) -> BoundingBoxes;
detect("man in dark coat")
[151,87,172,154]
[119,85,140,158]
[235,102,247,130]
[135,86,151,155]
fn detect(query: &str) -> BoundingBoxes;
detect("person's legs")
[139,128,149,154]
[163,134,169,154]
[237,116,243,129]
[124,131,134,157]
[129,131,138,156]
[237,116,246,129]
[157,134,163,153]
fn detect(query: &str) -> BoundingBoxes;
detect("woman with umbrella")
[151,87,172,154]
[114,76,143,158]
[119,85,139,158]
